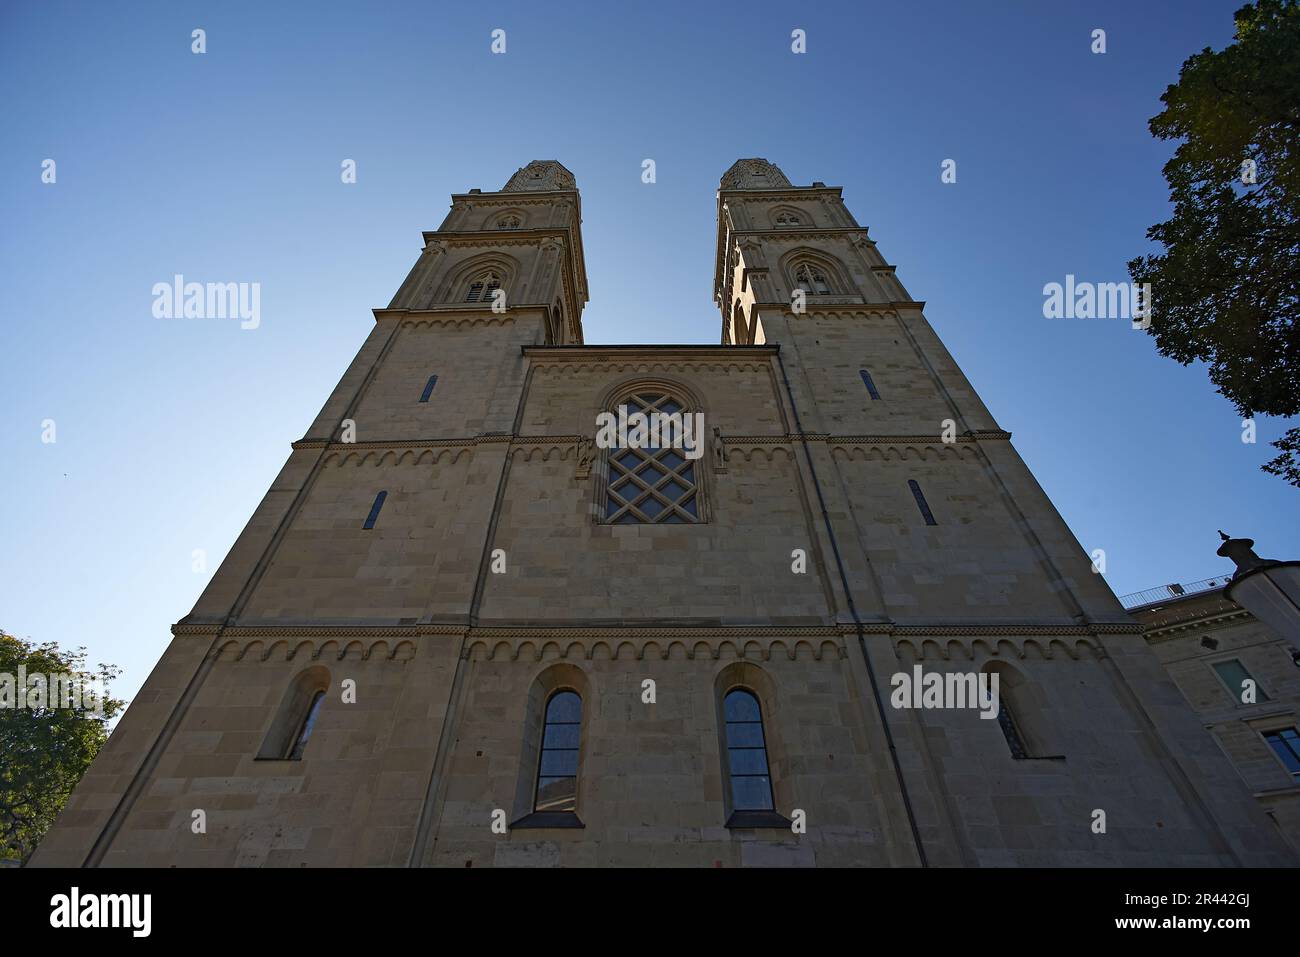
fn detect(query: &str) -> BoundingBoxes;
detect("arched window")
[723,689,774,811]
[288,691,326,760]
[534,690,582,813]
[982,663,1061,760]
[257,667,330,761]
[793,262,832,295]
[603,392,701,524]
[465,271,502,303]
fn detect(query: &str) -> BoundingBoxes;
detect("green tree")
[0,631,123,864]
[1128,0,1300,485]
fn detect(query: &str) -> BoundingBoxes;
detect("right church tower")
[713,158,1294,865]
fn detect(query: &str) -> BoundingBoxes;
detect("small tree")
[0,631,124,864]
[1128,1,1300,485]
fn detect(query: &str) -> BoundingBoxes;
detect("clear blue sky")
[2,0,1296,706]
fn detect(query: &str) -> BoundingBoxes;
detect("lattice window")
[465,271,502,303]
[603,393,701,524]
[794,262,831,294]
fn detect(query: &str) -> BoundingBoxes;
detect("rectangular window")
[908,479,937,525]
[362,491,387,529]
[419,375,438,402]
[1211,659,1268,703]
[1263,728,1300,779]
[859,369,881,400]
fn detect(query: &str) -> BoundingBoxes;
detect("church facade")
[32,159,1296,867]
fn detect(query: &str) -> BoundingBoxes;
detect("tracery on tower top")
[719,158,793,190]
[502,160,577,192]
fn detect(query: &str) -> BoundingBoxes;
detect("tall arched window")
[534,690,582,813]
[603,392,701,524]
[464,271,502,303]
[723,688,774,811]
[793,262,832,295]
[256,666,330,761]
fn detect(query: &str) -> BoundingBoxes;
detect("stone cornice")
[522,345,779,361]
[176,620,1140,640]
[718,187,844,200]
[1140,608,1254,642]
[291,431,1013,454]
[419,229,569,245]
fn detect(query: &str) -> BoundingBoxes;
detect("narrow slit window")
[859,369,881,400]
[363,490,388,529]
[908,480,937,525]
[419,374,438,403]
[996,699,1029,759]
[287,690,326,760]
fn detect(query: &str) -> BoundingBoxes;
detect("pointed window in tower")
[465,271,502,303]
[602,392,702,524]
[794,262,832,295]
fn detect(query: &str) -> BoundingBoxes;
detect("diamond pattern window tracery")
[604,393,701,525]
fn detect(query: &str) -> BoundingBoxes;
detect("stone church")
[32,159,1297,867]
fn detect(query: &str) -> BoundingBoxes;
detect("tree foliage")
[1128,0,1300,484]
[0,631,123,864]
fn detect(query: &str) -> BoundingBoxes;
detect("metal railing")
[1118,575,1232,610]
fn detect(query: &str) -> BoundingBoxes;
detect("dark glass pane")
[615,513,641,524]
[540,748,579,776]
[546,691,582,723]
[1266,731,1300,774]
[731,775,773,811]
[640,497,665,518]
[661,451,686,470]
[660,400,682,415]
[681,495,697,517]
[615,451,640,469]
[661,480,687,500]
[639,464,665,484]
[662,513,685,524]
[726,721,765,748]
[725,689,761,722]
[542,723,580,749]
[606,497,622,517]
[729,747,770,776]
[682,465,695,482]
[636,394,662,404]
[535,777,577,812]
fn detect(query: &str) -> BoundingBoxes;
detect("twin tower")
[35,160,1293,867]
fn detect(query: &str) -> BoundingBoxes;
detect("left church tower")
[31,161,588,867]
